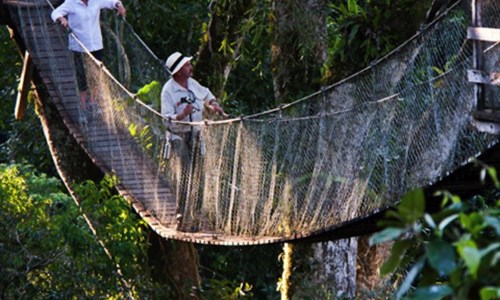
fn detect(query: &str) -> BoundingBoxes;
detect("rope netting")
[6,0,499,240]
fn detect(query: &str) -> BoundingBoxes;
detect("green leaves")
[128,123,153,151]
[456,239,481,279]
[371,227,410,245]
[398,188,425,223]
[410,285,453,300]
[480,287,500,300]
[325,0,430,82]
[380,239,412,275]
[135,80,161,109]
[426,239,456,276]
[371,166,500,300]
[0,165,162,298]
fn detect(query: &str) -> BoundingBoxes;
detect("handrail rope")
[484,41,499,53]
[204,58,472,125]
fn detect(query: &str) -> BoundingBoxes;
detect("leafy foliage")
[0,164,173,299]
[136,80,162,110]
[197,244,282,299]
[125,0,207,59]
[370,168,500,300]
[323,0,431,83]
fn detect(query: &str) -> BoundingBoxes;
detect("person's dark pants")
[73,49,103,92]
[169,131,202,231]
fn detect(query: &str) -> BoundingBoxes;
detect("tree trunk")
[268,1,360,299]
[356,235,392,295]
[311,239,358,298]
[148,233,201,299]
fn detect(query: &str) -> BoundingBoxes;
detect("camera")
[180,97,195,104]
[179,96,200,112]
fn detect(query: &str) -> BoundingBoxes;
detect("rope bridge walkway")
[3,0,499,245]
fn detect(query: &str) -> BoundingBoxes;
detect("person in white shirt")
[51,0,126,110]
[161,52,227,230]
[161,52,227,133]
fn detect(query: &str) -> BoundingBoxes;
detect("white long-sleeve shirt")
[51,0,120,52]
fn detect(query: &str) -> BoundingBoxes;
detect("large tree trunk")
[268,1,359,298]
[311,239,358,298]
[148,234,201,299]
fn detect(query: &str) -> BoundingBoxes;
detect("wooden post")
[471,0,485,110]
[15,51,33,120]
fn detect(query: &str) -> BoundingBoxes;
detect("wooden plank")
[86,135,129,144]
[473,110,500,123]
[41,76,75,85]
[141,196,176,203]
[468,70,500,86]
[467,27,500,42]
[470,115,500,134]
[38,70,75,79]
[15,51,33,120]
[143,201,176,208]
[126,186,174,195]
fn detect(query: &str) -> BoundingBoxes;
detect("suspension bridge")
[2,0,499,245]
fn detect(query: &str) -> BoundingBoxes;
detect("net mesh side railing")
[8,0,499,239]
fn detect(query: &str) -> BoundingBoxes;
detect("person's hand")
[178,104,193,120]
[57,17,68,28]
[211,103,229,119]
[218,110,229,119]
[116,2,126,17]
[207,100,227,118]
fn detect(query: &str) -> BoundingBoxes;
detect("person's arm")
[196,81,228,118]
[51,2,71,28]
[101,0,126,17]
[174,104,193,121]
[208,99,228,118]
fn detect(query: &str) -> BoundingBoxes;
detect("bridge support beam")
[15,50,33,120]
[471,0,485,110]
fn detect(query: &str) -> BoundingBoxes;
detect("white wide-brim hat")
[165,52,192,75]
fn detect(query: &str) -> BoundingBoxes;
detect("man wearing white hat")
[161,52,226,229]
[161,51,226,133]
